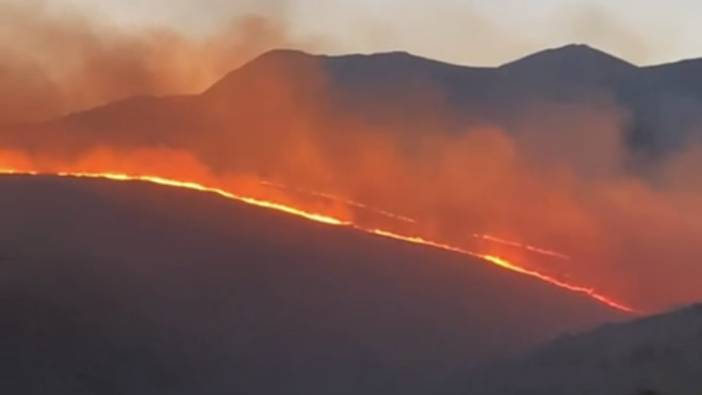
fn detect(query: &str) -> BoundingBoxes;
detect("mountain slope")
[0,175,625,395]
[466,304,702,395]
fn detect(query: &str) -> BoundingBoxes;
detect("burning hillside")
[2,10,702,312]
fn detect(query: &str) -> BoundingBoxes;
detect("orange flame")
[58,172,350,226]
[259,180,418,224]
[0,169,637,314]
[472,234,572,261]
[370,230,634,313]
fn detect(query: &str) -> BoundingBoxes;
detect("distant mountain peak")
[501,44,636,76]
[204,48,321,95]
[236,48,320,72]
[253,48,315,61]
[204,48,476,95]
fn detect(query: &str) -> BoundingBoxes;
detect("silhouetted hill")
[501,44,635,77]
[0,175,625,395]
[466,304,702,394]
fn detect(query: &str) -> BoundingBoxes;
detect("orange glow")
[0,168,636,314]
[370,230,635,313]
[57,171,350,226]
[473,234,572,261]
[259,180,417,224]
[0,168,38,175]
[480,255,634,313]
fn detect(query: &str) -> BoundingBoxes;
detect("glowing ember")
[0,169,636,313]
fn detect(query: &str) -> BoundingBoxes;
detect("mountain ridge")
[13,44,702,123]
[229,44,702,77]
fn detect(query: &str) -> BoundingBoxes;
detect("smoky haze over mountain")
[2,9,702,312]
[0,1,317,124]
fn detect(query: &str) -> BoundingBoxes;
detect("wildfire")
[370,230,634,313]
[0,169,636,314]
[57,172,350,226]
[259,180,417,224]
[473,234,572,261]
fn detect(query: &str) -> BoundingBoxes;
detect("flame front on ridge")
[0,169,637,313]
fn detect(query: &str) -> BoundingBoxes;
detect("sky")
[46,0,701,67]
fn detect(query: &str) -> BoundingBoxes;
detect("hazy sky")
[46,0,701,66]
